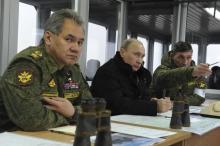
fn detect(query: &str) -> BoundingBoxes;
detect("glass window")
[127,34,131,39]
[17,2,37,53]
[191,44,198,64]
[87,23,107,65]
[115,30,118,51]
[137,36,149,68]
[153,41,163,72]
[89,0,119,65]
[206,44,220,66]
[169,44,172,51]
[18,1,73,53]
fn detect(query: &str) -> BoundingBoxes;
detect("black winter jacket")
[90,52,157,116]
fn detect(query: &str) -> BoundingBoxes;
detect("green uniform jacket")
[151,52,206,106]
[0,45,92,132]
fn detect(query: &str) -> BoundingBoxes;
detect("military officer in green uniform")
[0,9,92,132]
[151,41,212,106]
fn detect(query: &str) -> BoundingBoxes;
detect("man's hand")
[42,97,75,118]
[192,63,212,77]
[155,97,172,113]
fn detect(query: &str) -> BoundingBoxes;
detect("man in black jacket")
[90,39,171,116]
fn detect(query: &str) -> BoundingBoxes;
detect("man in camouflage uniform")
[0,9,92,132]
[151,41,211,106]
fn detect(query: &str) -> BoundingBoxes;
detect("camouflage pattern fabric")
[0,45,92,131]
[151,52,206,106]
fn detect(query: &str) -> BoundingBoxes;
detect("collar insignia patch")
[48,79,56,88]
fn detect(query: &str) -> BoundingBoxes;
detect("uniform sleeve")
[187,78,206,106]
[153,65,195,89]
[91,68,157,116]
[188,94,205,106]
[1,60,69,131]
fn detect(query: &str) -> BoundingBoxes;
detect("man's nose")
[137,58,143,64]
[70,42,81,52]
[182,58,188,65]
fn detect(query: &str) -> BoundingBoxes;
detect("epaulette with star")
[30,50,42,60]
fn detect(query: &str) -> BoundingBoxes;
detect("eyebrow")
[178,54,192,57]
[134,51,145,57]
[66,34,84,42]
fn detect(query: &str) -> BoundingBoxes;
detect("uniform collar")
[41,45,61,74]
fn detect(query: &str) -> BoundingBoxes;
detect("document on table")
[111,114,220,135]
[189,106,203,114]
[111,122,176,138]
[112,115,171,128]
[158,106,203,117]
[49,125,76,136]
[90,133,165,146]
[49,123,175,138]
[0,132,72,146]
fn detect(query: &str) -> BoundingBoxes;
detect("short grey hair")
[44,9,84,35]
[120,38,143,50]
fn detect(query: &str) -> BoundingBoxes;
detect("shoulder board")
[30,50,42,60]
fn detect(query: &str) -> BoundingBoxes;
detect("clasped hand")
[42,97,75,118]
[152,97,172,113]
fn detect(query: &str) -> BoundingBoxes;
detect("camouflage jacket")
[0,45,92,132]
[151,52,206,106]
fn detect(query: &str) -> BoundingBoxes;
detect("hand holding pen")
[192,63,212,77]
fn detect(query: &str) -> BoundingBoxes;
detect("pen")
[208,62,220,66]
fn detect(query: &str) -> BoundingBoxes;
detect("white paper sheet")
[111,122,176,138]
[0,132,72,146]
[49,123,175,138]
[158,106,203,117]
[49,125,76,136]
[111,114,220,135]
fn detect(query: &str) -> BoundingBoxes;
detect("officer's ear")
[44,31,54,46]
[120,48,126,58]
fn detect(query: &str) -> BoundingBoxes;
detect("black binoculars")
[73,98,112,146]
[170,90,190,129]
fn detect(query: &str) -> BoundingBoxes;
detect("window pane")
[137,36,149,68]
[169,44,172,51]
[17,2,36,53]
[206,44,220,66]
[89,0,119,64]
[18,1,72,53]
[191,44,198,64]
[153,41,163,72]
[115,30,118,51]
[87,23,107,65]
